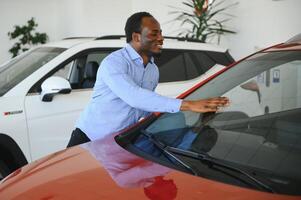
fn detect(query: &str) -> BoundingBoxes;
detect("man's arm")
[100,56,229,113]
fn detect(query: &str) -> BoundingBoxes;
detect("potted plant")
[170,0,237,43]
[8,18,48,58]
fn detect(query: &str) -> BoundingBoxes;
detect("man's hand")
[180,97,229,113]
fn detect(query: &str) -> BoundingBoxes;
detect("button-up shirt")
[76,44,182,140]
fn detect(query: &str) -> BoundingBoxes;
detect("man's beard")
[148,51,162,58]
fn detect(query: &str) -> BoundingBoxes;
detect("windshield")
[0,47,66,96]
[117,50,301,195]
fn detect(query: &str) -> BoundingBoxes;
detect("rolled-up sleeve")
[100,56,182,113]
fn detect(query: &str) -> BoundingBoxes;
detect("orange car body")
[0,145,299,200]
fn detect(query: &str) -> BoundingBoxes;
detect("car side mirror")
[40,76,71,102]
[240,80,261,103]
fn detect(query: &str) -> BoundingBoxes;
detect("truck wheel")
[0,160,11,180]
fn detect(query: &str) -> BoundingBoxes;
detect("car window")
[28,48,233,93]
[28,50,115,93]
[86,52,108,64]
[120,50,301,195]
[0,47,66,96]
[52,61,73,80]
[155,50,233,83]
[70,52,111,89]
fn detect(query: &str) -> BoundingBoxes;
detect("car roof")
[43,35,229,52]
[264,33,301,52]
[44,37,96,48]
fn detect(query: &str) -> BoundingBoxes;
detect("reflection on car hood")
[0,134,298,200]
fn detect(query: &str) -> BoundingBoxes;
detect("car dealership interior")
[1,0,301,199]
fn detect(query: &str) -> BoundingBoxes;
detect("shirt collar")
[125,43,154,64]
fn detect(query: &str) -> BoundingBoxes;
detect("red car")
[1,34,301,199]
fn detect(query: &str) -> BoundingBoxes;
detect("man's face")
[139,17,164,56]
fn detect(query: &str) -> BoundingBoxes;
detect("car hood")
[0,134,298,200]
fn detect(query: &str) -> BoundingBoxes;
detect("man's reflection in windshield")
[135,112,218,155]
[81,133,177,200]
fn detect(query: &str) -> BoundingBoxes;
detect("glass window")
[155,50,233,83]
[52,61,73,80]
[86,52,108,64]
[74,52,111,89]
[29,50,115,93]
[121,50,301,195]
[207,50,235,66]
[184,53,200,80]
[156,51,186,82]
[0,47,66,96]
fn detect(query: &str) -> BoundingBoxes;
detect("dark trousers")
[66,128,91,148]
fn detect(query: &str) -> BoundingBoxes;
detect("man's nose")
[158,32,164,41]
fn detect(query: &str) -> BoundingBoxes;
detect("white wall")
[130,0,185,35]
[0,0,58,63]
[55,0,132,38]
[220,0,301,59]
[0,0,300,63]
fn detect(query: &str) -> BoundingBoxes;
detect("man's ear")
[132,32,141,43]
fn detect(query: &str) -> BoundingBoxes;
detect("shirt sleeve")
[99,56,182,113]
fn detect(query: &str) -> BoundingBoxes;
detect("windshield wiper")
[165,146,275,193]
[140,129,274,193]
[140,130,198,176]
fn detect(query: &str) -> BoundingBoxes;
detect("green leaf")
[7,17,48,57]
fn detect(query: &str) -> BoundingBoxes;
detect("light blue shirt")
[76,44,182,140]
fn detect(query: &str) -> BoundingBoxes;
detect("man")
[67,12,229,147]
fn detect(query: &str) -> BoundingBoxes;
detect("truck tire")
[0,134,28,180]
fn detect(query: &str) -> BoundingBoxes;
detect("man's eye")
[151,33,159,37]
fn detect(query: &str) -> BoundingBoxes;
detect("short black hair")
[124,12,153,43]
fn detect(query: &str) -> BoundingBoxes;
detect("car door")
[24,50,113,160]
